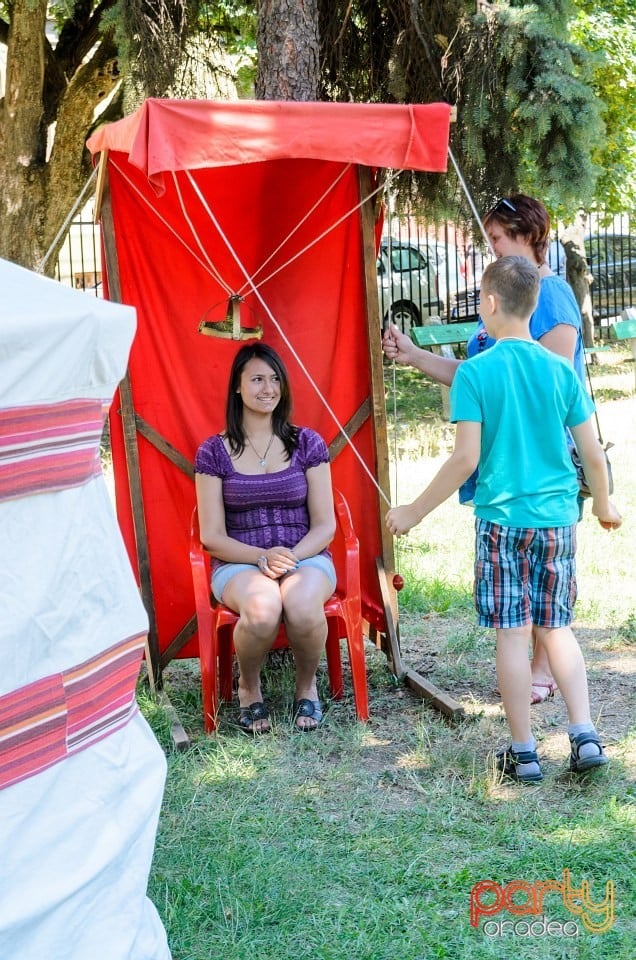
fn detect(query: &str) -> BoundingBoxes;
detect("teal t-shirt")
[450,339,594,528]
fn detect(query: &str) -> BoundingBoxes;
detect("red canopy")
[88,98,451,182]
[88,99,451,665]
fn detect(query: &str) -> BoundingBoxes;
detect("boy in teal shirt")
[386,256,621,782]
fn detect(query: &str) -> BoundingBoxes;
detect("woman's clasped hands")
[258,547,300,579]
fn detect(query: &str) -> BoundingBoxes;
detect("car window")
[382,244,431,273]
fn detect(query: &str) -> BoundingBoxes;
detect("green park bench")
[410,320,478,419]
[610,312,636,390]
[411,320,478,351]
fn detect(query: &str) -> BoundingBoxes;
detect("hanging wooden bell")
[198,294,263,340]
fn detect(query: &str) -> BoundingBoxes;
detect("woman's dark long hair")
[483,194,551,266]
[224,342,299,459]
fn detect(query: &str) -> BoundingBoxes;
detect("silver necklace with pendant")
[246,433,274,467]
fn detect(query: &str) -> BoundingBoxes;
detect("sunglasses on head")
[490,197,517,215]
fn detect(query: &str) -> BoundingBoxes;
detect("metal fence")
[56,203,635,338]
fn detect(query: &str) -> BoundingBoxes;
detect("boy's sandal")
[569,732,609,773]
[237,701,270,735]
[530,681,558,704]
[292,698,323,731]
[496,746,544,784]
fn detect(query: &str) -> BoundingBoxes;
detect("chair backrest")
[190,487,359,599]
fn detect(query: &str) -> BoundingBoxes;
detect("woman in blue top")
[382,195,584,704]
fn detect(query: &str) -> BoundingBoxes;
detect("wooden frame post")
[357,167,464,721]
[99,159,162,690]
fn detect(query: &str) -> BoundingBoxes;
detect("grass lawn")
[141,348,635,960]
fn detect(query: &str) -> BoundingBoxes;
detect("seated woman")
[194,342,336,732]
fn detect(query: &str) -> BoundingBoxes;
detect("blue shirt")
[450,339,594,528]
[459,274,585,504]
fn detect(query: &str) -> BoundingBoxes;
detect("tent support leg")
[100,185,162,691]
[376,559,465,722]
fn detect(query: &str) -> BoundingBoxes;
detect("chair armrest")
[189,507,214,641]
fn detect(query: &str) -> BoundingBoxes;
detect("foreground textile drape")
[0,258,171,960]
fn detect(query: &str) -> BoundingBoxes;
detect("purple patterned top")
[194,427,331,566]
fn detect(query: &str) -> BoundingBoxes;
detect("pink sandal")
[530,681,558,704]
[494,680,558,704]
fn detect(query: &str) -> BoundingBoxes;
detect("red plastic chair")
[189,488,369,732]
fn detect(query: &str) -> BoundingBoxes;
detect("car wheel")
[386,302,420,336]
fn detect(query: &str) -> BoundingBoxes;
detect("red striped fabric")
[0,633,146,791]
[0,399,109,501]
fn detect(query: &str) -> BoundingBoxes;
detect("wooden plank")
[411,321,478,348]
[101,179,162,691]
[159,614,198,671]
[327,398,372,460]
[358,166,397,597]
[134,414,195,479]
[403,668,465,723]
[376,559,465,721]
[93,150,109,223]
[375,558,405,677]
[157,691,190,751]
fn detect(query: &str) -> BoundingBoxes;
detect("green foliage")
[569,5,636,213]
[445,3,605,217]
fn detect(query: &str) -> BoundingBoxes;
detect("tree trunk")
[0,1,48,267]
[256,0,320,100]
[561,218,595,347]
[0,4,119,272]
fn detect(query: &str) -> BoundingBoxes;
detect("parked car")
[427,241,467,315]
[377,239,443,334]
[585,233,636,319]
[449,239,568,321]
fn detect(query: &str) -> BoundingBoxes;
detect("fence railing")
[56,203,635,339]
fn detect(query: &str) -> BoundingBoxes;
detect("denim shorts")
[473,518,578,629]
[212,555,337,603]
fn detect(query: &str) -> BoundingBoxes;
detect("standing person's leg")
[222,569,283,733]
[530,525,608,772]
[530,629,558,703]
[534,626,591,723]
[475,519,543,782]
[280,563,334,730]
[495,626,534,743]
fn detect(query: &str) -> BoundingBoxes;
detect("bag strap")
[584,354,612,449]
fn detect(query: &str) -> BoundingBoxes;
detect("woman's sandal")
[494,680,558,704]
[237,701,270,735]
[530,680,558,704]
[292,698,323,731]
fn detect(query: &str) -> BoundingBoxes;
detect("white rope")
[448,147,495,256]
[171,172,233,294]
[185,166,390,299]
[37,167,98,274]
[108,159,228,285]
[195,191,393,506]
[234,164,354,296]
[106,156,394,505]
[382,191,402,566]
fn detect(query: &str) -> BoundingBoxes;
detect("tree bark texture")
[0,2,119,271]
[256,0,320,100]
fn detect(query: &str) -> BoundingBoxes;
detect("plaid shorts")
[474,518,578,629]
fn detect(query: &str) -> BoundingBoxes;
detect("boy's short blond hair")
[481,256,540,319]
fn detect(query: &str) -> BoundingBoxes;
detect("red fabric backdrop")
[91,100,451,658]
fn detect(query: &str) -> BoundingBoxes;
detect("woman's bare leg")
[223,571,282,731]
[280,566,332,729]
